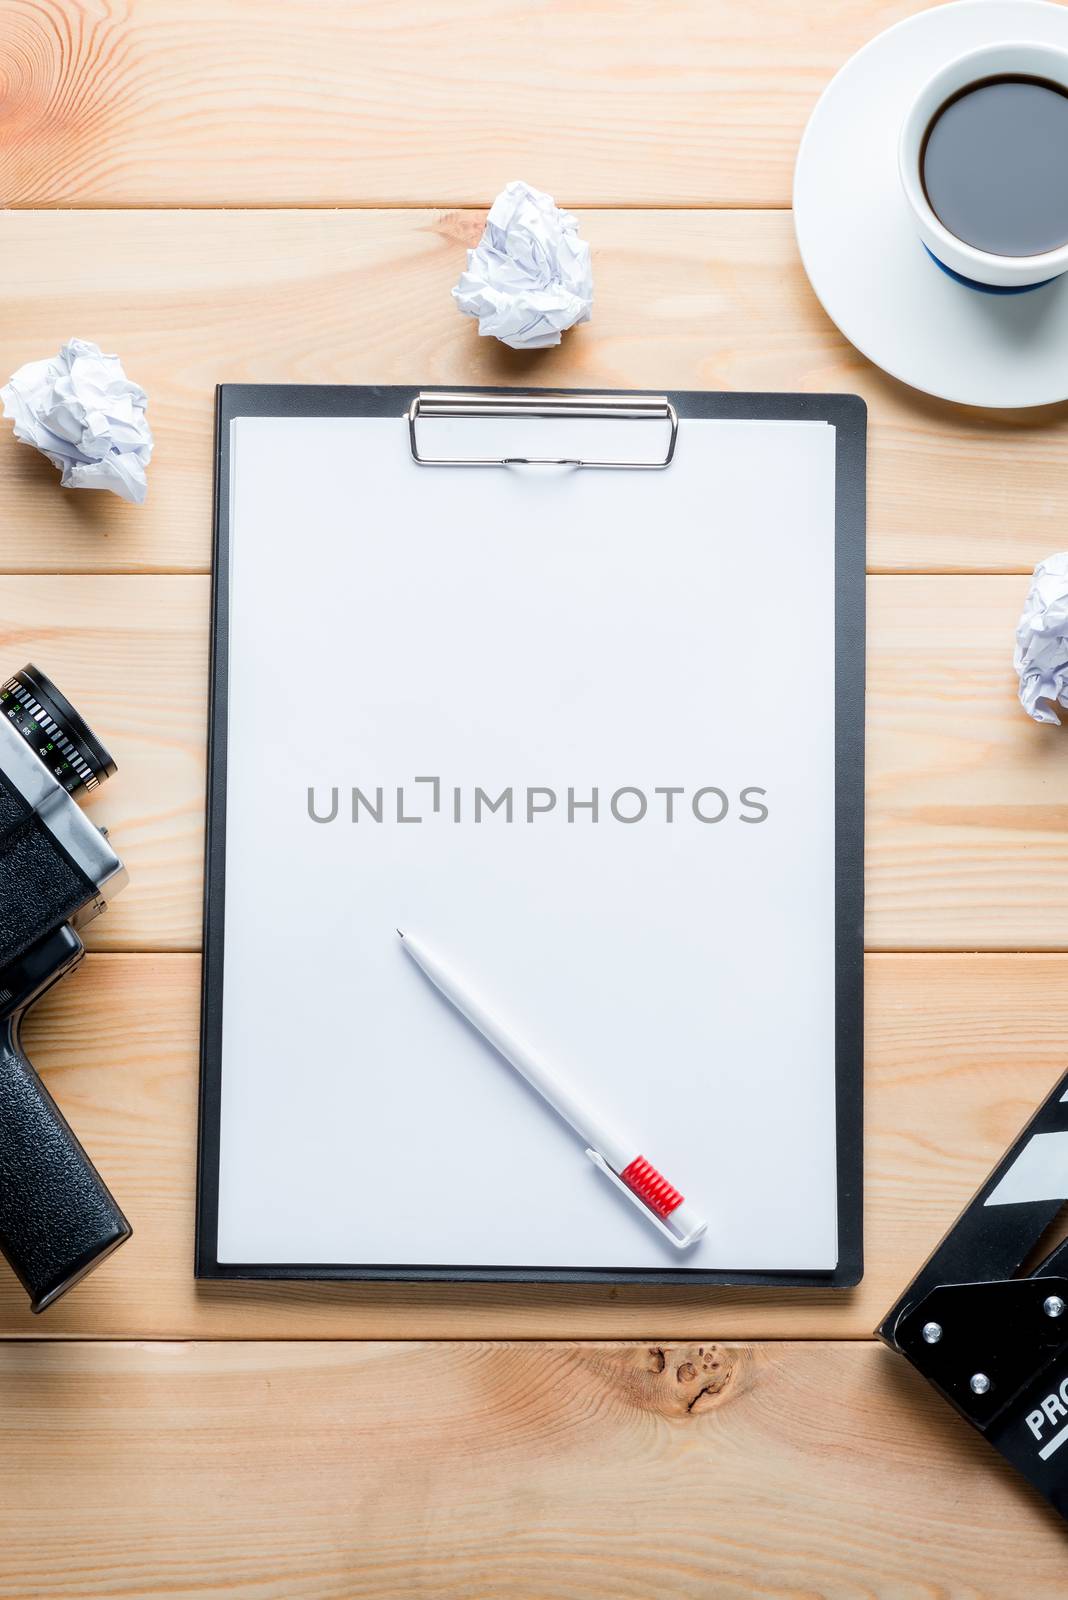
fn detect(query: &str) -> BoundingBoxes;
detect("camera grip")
[0,1017,131,1312]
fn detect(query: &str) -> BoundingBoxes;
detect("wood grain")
[0,0,948,209]
[0,949,1059,1339]
[0,572,1062,952]
[0,576,207,949]
[4,6,1068,1577]
[0,1336,1063,1599]
[867,575,1068,950]
[1,209,1067,576]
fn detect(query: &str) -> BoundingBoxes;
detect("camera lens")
[0,664,117,799]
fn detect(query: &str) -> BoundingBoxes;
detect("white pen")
[398,929,707,1249]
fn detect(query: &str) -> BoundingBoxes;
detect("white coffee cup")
[899,41,1068,290]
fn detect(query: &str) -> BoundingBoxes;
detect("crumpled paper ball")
[2,337,153,505]
[1014,551,1068,723]
[453,180,593,350]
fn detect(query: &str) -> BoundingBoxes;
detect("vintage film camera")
[0,664,131,1311]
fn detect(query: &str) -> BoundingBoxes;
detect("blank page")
[216,414,839,1270]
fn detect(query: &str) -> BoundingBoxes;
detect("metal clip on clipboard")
[878,1068,1068,1522]
[408,391,679,469]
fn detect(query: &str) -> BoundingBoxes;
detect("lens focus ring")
[0,665,117,799]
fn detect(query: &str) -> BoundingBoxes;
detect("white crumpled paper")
[1014,551,1068,723]
[1,337,153,504]
[453,180,593,350]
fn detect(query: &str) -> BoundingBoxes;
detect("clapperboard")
[880,1069,1068,1521]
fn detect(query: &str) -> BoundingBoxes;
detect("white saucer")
[794,0,1068,408]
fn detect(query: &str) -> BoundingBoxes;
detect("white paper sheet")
[216,413,840,1270]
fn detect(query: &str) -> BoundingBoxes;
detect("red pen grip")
[619,1155,683,1218]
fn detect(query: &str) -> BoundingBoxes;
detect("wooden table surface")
[4,2,1068,1594]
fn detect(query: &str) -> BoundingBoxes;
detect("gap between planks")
[0,568,1043,577]
[0,1333,878,1344]
[8,202,801,212]
[78,945,1068,956]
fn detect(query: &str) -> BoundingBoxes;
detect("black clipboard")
[196,384,866,1289]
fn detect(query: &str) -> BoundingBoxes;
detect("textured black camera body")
[0,666,131,1311]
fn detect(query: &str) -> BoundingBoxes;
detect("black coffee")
[921,75,1068,256]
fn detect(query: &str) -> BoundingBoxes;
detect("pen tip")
[396,928,405,939]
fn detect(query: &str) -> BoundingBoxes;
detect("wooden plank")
[0,1337,1062,1598]
[0,209,1066,577]
[866,575,1068,950]
[0,572,1061,952]
[0,0,946,209]
[0,576,208,950]
[0,949,1062,1338]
